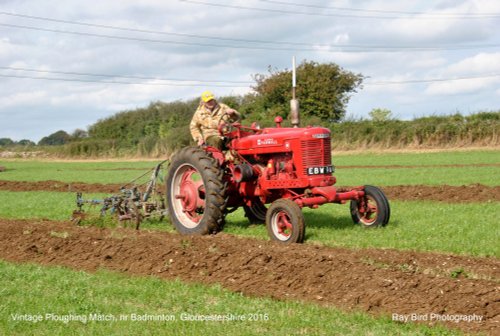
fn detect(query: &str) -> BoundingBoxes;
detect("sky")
[0,0,499,142]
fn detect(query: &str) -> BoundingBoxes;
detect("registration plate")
[307,165,334,175]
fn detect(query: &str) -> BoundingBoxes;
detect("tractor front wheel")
[266,199,305,244]
[350,185,390,228]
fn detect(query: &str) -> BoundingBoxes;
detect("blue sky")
[0,0,499,141]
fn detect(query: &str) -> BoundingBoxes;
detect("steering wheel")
[218,112,237,136]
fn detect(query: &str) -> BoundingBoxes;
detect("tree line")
[1,60,498,156]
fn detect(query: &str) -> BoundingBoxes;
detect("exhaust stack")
[290,56,300,128]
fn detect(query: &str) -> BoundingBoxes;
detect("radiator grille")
[300,138,331,174]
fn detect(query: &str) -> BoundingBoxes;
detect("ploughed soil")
[0,180,499,203]
[382,184,500,203]
[0,180,122,194]
[0,218,498,334]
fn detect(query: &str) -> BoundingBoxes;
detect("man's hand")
[226,108,237,116]
[225,109,241,122]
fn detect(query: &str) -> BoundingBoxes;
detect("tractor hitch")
[71,160,169,229]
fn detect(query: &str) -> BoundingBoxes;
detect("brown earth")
[0,180,122,193]
[1,179,499,203]
[0,218,498,334]
[382,184,500,203]
[0,166,5,172]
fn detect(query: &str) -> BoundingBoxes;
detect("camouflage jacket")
[189,103,241,142]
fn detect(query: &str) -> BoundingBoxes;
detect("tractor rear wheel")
[266,199,305,244]
[350,185,390,228]
[166,147,227,235]
[244,199,268,224]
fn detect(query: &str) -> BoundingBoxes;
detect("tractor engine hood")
[231,126,331,154]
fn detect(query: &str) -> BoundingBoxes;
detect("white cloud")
[0,90,48,109]
[333,33,350,44]
[0,38,16,59]
[445,52,500,74]
[425,77,500,96]
[407,56,448,69]
[423,52,500,95]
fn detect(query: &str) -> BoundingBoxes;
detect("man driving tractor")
[190,90,241,150]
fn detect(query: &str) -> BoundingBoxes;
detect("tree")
[0,138,14,146]
[17,139,36,146]
[71,129,88,140]
[251,60,363,122]
[369,108,393,122]
[38,130,71,146]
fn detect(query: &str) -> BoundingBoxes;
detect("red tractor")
[166,115,390,244]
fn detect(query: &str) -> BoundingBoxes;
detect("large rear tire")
[350,185,390,228]
[166,147,226,235]
[266,199,305,244]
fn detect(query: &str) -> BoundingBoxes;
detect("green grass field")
[0,149,498,335]
[333,149,500,166]
[0,160,156,184]
[0,261,458,336]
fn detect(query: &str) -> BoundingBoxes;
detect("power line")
[3,11,498,51]
[0,22,325,52]
[0,11,314,47]
[180,0,500,20]
[365,73,500,86]
[0,23,287,51]
[258,0,500,17]
[0,73,250,87]
[1,11,498,52]
[0,66,254,84]
[2,22,499,53]
[2,71,498,88]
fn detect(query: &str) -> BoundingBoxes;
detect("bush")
[331,111,500,149]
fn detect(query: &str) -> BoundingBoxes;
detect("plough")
[71,160,169,229]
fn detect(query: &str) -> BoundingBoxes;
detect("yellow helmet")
[201,90,215,103]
